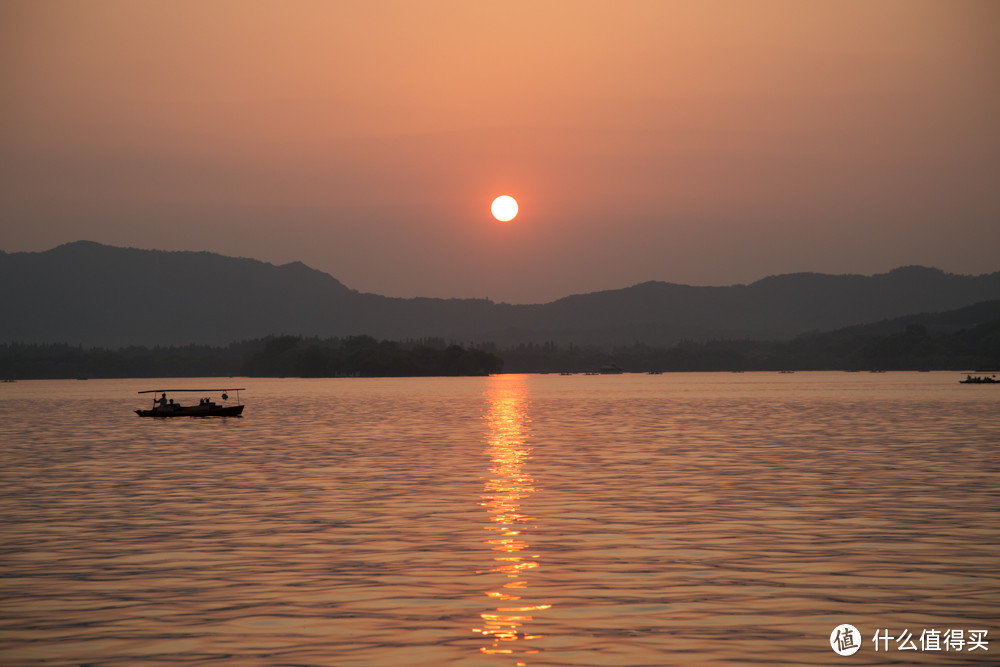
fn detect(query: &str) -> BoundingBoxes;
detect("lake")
[1,372,997,665]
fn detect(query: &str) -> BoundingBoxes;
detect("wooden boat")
[136,388,245,417]
[959,375,997,384]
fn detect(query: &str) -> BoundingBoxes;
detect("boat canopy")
[138,388,246,394]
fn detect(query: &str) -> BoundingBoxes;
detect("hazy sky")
[2,1,998,303]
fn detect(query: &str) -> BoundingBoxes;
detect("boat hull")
[959,376,998,384]
[135,404,244,417]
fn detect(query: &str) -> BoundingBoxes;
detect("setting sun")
[491,195,518,222]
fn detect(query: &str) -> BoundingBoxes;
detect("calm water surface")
[1,372,997,666]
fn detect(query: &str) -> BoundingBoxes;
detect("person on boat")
[158,393,167,408]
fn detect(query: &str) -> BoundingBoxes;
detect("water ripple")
[1,374,997,665]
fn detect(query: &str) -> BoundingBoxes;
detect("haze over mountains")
[3,241,1000,349]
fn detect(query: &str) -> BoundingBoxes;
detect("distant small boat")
[959,375,998,385]
[136,387,246,417]
[599,363,624,375]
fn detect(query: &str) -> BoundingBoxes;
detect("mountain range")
[3,241,1000,348]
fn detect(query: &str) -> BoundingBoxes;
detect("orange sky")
[2,1,998,302]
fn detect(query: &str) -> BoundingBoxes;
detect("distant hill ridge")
[2,241,999,348]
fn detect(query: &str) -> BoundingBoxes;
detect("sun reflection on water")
[475,374,550,662]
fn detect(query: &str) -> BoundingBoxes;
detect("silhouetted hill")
[498,299,1000,373]
[517,266,1000,344]
[0,241,359,346]
[3,241,1000,347]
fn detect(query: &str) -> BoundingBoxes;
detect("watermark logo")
[831,624,861,656]
[828,625,990,655]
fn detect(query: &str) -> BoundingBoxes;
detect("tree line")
[0,335,503,380]
[1,317,997,380]
[499,320,998,373]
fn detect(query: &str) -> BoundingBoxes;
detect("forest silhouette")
[2,301,997,379]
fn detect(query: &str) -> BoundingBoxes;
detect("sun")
[491,195,518,222]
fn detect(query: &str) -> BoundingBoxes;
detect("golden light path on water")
[476,375,550,664]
